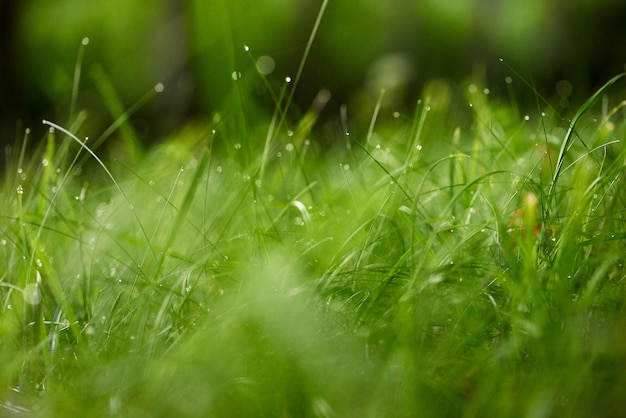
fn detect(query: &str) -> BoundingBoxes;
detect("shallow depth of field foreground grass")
[2,61,626,416]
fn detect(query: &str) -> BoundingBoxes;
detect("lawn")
[3,8,626,418]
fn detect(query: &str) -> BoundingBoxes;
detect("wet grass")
[3,5,626,414]
[2,66,626,417]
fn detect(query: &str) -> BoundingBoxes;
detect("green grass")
[3,27,626,418]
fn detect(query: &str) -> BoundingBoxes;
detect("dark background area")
[1,0,626,151]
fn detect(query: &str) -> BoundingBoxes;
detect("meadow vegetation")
[2,10,626,418]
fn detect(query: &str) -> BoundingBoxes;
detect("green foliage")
[3,19,626,417]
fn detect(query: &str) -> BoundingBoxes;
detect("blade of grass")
[548,73,625,201]
[41,120,157,265]
[68,37,90,125]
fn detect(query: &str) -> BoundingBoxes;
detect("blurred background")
[1,0,626,149]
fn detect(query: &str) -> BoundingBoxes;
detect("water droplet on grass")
[256,55,275,75]
[16,185,23,194]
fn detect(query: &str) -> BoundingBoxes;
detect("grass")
[3,20,626,418]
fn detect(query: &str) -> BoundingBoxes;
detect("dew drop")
[243,45,250,52]
[285,76,292,83]
[154,83,165,93]
[231,71,242,81]
[524,115,530,121]
[256,55,275,75]
[234,143,242,150]
[505,76,513,84]
[16,185,23,195]
[82,37,90,46]
[285,143,294,152]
